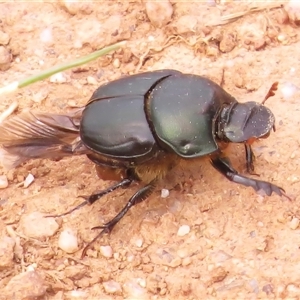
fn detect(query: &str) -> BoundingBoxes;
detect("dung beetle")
[0,69,289,257]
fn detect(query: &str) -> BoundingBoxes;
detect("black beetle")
[0,69,288,257]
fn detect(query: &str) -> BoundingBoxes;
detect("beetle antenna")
[262,82,278,105]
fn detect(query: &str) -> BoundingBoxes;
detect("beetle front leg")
[81,180,157,258]
[244,144,256,173]
[210,156,288,198]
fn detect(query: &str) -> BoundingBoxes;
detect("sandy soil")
[0,1,300,299]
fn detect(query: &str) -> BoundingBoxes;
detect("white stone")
[58,228,79,253]
[177,225,190,237]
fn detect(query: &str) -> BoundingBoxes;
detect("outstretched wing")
[0,108,87,169]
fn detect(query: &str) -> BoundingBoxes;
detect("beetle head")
[219,101,275,144]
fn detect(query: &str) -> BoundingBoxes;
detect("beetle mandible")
[0,69,289,257]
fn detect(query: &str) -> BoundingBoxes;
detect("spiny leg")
[210,155,290,199]
[244,144,257,174]
[81,180,157,258]
[46,178,132,218]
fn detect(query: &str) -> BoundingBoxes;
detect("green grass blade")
[19,41,126,88]
[0,41,126,96]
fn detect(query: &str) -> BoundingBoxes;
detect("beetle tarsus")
[81,180,157,258]
[210,156,286,198]
[46,178,133,218]
[46,201,88,218]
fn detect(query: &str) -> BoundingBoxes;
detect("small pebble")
[148,35,155,42]
[262,283,274,295]
[205,266,228,287]
[288,217,300,230]
[170,15,198,34]
[281,82,299,99]
[59,0,93,15]
[0,175,8,189]
[257,221,264,227]
[17,174,24,183]
[130,236,144,248]
[3,271,46,299]
[50,72,68,83]
[285,0,300,23]
[177,225,190,237]
[26,263,37,272]
[219,33,236,53]
[68,290,88,298]
[0,236,15,268]
[161,188,169,198]
[123,279,146,298]
[100,245,113,258]
[151,248,181,267]
[177,246,195,259]
[58,228,79,253]
[287,283,300,295]
[127,253,135,263]
[0,46,11,71]
[32,89,49,103]
[290,67,296,74]
[210,250,232,263]
[249,279,259,294]
[277,33,290,45]
[182,257,192,266]
[113,58,120,68]
[73,40,83,49]
[137,278,146,288]
[19,212,59,239]
[103,280,122,295]
[206,45,219,57]
[0,30,10,45]
[135,238,144,248]
[67,100,79,107]
[145,0,173,28]
[169,257,182,268]
[40,28,53,44]
[287,175,299,183]
[87,76,98,85]
[24,173,34,188]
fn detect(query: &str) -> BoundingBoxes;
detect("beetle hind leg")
[81,180,157,258]
[210,155,290,200]
[46,178,133,218]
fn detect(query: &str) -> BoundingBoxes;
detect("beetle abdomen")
[80,95,159,163]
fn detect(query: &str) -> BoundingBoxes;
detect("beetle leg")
[244,144,257,174]
[84,178,133,205]
[81,180,157,258]
[210,156,290,199]
[46,178,132,218]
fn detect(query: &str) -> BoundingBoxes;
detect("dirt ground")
[0,1,300,299]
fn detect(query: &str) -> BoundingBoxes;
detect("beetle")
[0,69,289,257]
